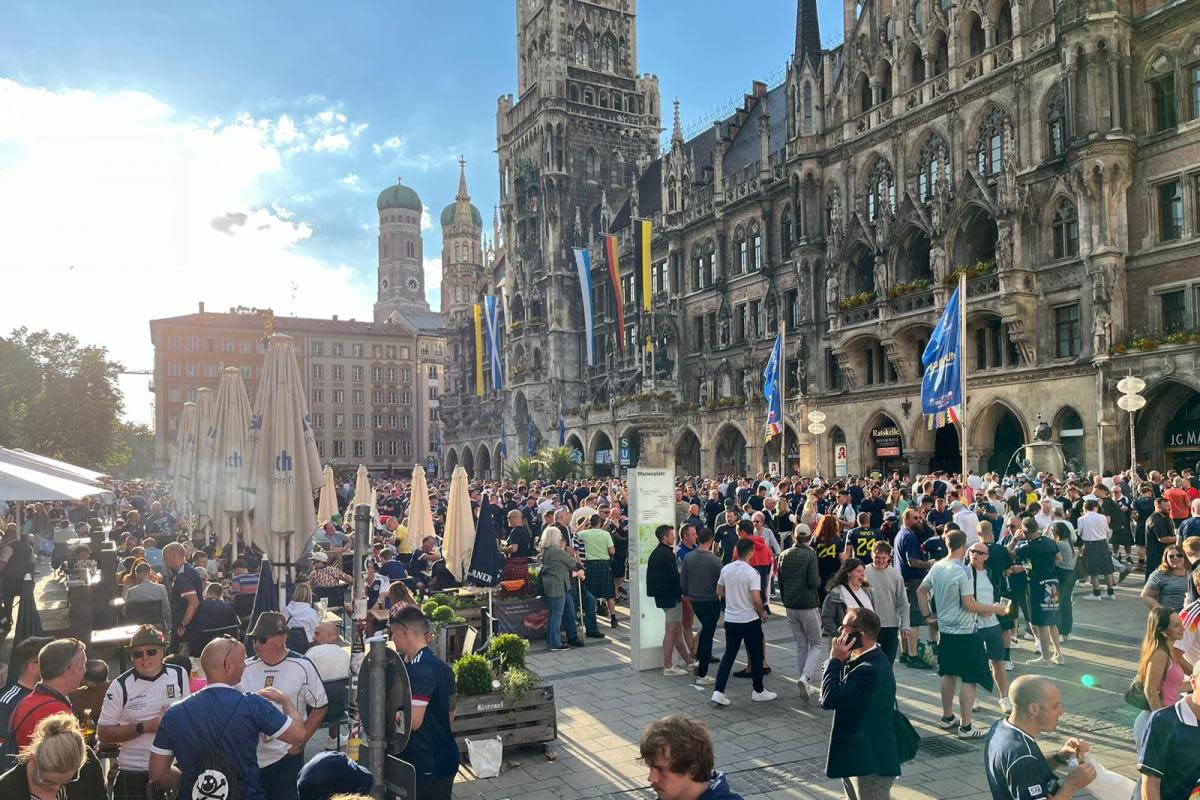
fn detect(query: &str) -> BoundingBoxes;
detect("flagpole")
[958,271,968,483]
[779,319,787,480]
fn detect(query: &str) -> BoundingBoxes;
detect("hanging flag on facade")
[558,414,566,446]
[433,426,443,460]
[921,283,964,429]
[763,332,783,442]
[499,418,507,460]
[573,247,596,366]
[634,218,653,312]
[483,294,504,390]
[527,416,538,456]
[604,234,625,350]
[473,303,485,397]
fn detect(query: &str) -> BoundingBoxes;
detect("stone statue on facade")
[825,269,840,312]
[698,377,710,406]
[796,261,813,321]
[719,316,730,348]
[795,335,810,396]
[828,190,844,254]
[766,297,778,331]
[930,242,948,285]
[1092,307,1112,356]
[873,254,889,297]
[743,368,758,401]
[999,119,1019,215]
[995,224,1013,272]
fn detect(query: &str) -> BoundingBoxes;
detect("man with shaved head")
[984,675,1096,800]
[149,637,307,800]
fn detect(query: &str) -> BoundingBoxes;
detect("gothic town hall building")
[439,0,1200,481]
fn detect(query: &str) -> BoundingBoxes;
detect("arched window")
[965,12,985,57]
[908,45,925,87]
[1051,198,1079,260]
[736,226,749,274]
[705,239,717,284]
[917,134,949,203]
[610,151,622,184]
[1146,51,1178,132]
[406,240,416,258]
[866,158,896,223]
[668,179,677,212]
[568,84,580,102]
[585,149,597,179]
[878,62,893,103]
[454,243,461,261]
[574,29,590,66]
[976,106,1010,176]
[1045,86,1066,157]
[601,36,616,72]
[598,90,609,109]
[933,32,949,75]
[750,223,762,271]
[781,208,793,253]
[857,73,872,113]
[995,2,1013,44]
[802,83,813,132]
[583,87,594,105]
[691,246,704,289]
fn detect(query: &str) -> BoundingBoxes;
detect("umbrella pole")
[229,516,238,565]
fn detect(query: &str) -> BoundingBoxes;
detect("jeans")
[877,627,900,664]
[715,619,765,693]
[1056,567,1077,638]
[691,599,722,678]
[842,775,894,800]
[260,752,303,800]
[546,593,576,649]
[785,607,823,682]
[569,584,599,634]
[754,565,772,612]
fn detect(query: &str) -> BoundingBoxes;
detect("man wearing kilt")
[501,509,534,592]
[578,513,618,629]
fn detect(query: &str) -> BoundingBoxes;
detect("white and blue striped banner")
[573,247,595,367]
[483,294,503,390]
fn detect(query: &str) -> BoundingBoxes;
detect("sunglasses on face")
[969,550,989,557]
[131,648,159,659]
[35,762,81,788]
[1167,553,1184,560]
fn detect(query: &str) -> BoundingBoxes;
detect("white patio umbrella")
[348,464,378,527]
[240,334,323,576]
[168,402,199,517]
[316,465,338,526]
[405,465,436,552]
[0,460,112,504]
[0,448,104,488]
[441,465,475,582]
[192,386,217,525]
[202,367,253,561]
[9,450,111,484]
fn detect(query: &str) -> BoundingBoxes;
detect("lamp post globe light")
[807,410,827,477]
[1116,376,1146,472]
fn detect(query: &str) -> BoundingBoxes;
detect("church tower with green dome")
[374,177,431,322]
[439,158,486,323]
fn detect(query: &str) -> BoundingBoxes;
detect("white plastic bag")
[1081,755,1136,800]
[466,736,503,778]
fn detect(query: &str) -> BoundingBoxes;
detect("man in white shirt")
[305,622,350,681]
[952,501,980,547]
[240,612,328,800]
[98,626,190,800]
[1076,499,1115,601]
[710,539,776,706]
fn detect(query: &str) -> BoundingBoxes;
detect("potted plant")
[450,636,556,754]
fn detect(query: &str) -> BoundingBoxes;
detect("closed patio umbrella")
[348,464,377,527]
[316,465,338,526]
[168,402,198,518]
[405,465,435,553]
[192,386,218,526]
[203,367,253,561]
[5,573,43,687]
[240,334,323,575]
[441,465,475,583]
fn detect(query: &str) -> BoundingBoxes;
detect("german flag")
[604,234,625,350]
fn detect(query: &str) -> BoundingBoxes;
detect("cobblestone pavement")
[454,582,1149,800]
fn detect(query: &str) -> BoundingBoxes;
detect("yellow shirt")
[394,523,412,555]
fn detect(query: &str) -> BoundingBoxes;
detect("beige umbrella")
[348,464,378,526]
[405,465,436,552]
[316,465,338,526]
[441,465,475,582]
[241,334,323,569]
[192,386,218,525]
[168,402,198,517]
[203,367,253,559]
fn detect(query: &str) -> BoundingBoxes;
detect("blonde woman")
[284,582,320,642]
[0,712,106,799]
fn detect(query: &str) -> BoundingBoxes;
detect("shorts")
[936,631,993,690]
[978,625,1005,662]
[904,579,926,627]
[662,603,683,624]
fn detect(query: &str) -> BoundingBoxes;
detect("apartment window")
[389,415,399,429]
[388,391,397,404]
[223,339,234,353]
[334,413,345,429]
[312,364,324,380]
[240,340,252,354]
[204,338,215,353]
[738,238,749,274]
[402,414,411,429]
[1192,65,1200,120]
[429,408,439,421]
[333,365,344,381]
[373,390,383,404]
[428,386,439,400]
[352,344,363,358]
[402,440,412,456]
[1051,199,1079,260]
[1151,72,1178,132]
[401,391,411,404]
[427,364,439,379]
[186,362,196,377]
[333,389,344,404]
[312,389,323,404]
[168,362,180,377]
[1161,289,1187,331]
[374,440,384,457]
[397,368,407,382]
[386,346,396,359]
[168,336,180,351]
[168,387,181,403]
[205,363,218,378]
[352,366,364,382]
[350,414,362,430]
[353,440,365,458]
[332,343,343,357]
[374,414,384,429]
[1158,181,1183,242]
[400,347,410,359]
[316,440,324,457]
[353,389,364,404]
[1054,304,1081,358]
[187,336,199,351]
[373,367,384,381]
[751,232,762,271]
[388,440,398,456]
[332,440,344,457]
[311,341,324,356]
[312,413,324,428]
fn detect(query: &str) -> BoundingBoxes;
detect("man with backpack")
[149,636,307,800]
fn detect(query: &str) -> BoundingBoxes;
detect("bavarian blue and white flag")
[483,294,504,390]
[558,414,566,446]
[763,333,783,442]
[573,247,596,366]
[499,418,508,460]
[527,416,538,456]
[921,285,964,429]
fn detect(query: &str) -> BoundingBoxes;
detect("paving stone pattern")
[455,584,1148,800]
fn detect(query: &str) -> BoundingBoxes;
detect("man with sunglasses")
[98,625,189,800]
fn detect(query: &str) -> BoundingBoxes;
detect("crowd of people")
[0,465,1197,799]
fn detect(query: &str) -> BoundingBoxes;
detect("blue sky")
[1,0,844,423]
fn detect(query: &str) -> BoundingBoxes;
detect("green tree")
[105,422,156,478]
[0,337,38,446]
[533,445,580,481]
[504,456,541,482]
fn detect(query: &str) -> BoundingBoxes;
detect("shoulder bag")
[893,702,920,763]
[1124,655,1171,711]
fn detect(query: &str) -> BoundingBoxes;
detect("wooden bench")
[451,685,556,754]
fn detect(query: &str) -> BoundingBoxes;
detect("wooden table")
[89,624,141,672]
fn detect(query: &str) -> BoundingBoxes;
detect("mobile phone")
[845,630,864,649]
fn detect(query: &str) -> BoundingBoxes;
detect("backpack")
[180,694,244,800]
[0,695,62,770]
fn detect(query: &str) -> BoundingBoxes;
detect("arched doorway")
[830,426,848,478]
[565,434,585,470]
[762,423,800,477]
[592,431,615,477]
[714,424,747,476]
[1136,380,1200,471]
[1055,408,1085,474]
[675,429,701,477]
[930,424,961,473]
[976,403,1027,475]
[619,428,642,470]
[445,448,459,473]
[461,447,475,478]
[477,444,492,479]
[863,414,906,476]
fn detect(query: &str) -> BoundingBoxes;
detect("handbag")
[893,705,920,763]
[1124,657,1170,711]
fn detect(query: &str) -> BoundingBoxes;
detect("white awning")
[0,460,113,504]
[9,449,111,484]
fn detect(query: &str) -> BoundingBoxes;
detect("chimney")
[332,314,339,321]
[198,301,205,313]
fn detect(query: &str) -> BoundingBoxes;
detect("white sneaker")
[751,690,778,702]
[1051,654,1066,666]
[694,675,716,686]
[663,666,690,677]
[999,697,1012,714]
[1034,642,1042,655]
[1004,660,1015,672]
[796,675,810,701]
[1103,593,1116,600]
[711,690,731,706]
[972,698,981,712]
[1085,594,1103,602]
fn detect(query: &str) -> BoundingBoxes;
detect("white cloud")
[372,135,402,156]
[313,132,350,152]
[420,207,433,231]
[0,78,375,423]
[423,256,442,309]
[274,113,299,145]
[338,173,361,189]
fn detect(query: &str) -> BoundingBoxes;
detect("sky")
[1,0,845,428]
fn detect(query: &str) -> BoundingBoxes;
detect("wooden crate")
[451,685,557,754]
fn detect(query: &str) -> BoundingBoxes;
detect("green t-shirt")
[578,527,614,562]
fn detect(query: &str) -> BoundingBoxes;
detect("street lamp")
[1116,375,1146,473]
[807,410,827,477]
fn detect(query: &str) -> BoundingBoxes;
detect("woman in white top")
[820,557,874,635]
[283,581,321,642]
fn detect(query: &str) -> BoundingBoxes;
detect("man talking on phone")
[819,608,900,800]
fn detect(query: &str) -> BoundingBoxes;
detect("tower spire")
[671,97,683,145]
[795,0,821,67]
[456,156,470,202]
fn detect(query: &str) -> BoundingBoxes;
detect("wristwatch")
[136,722,145,734]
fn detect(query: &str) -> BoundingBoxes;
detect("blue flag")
[499,419,508,460]
[573,248,596,366]
[921,285,964,429]
[763,333,783,442]
[558,414,566,446]
[527,416,538,455]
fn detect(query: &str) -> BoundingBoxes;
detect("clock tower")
[374,177,432,322]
